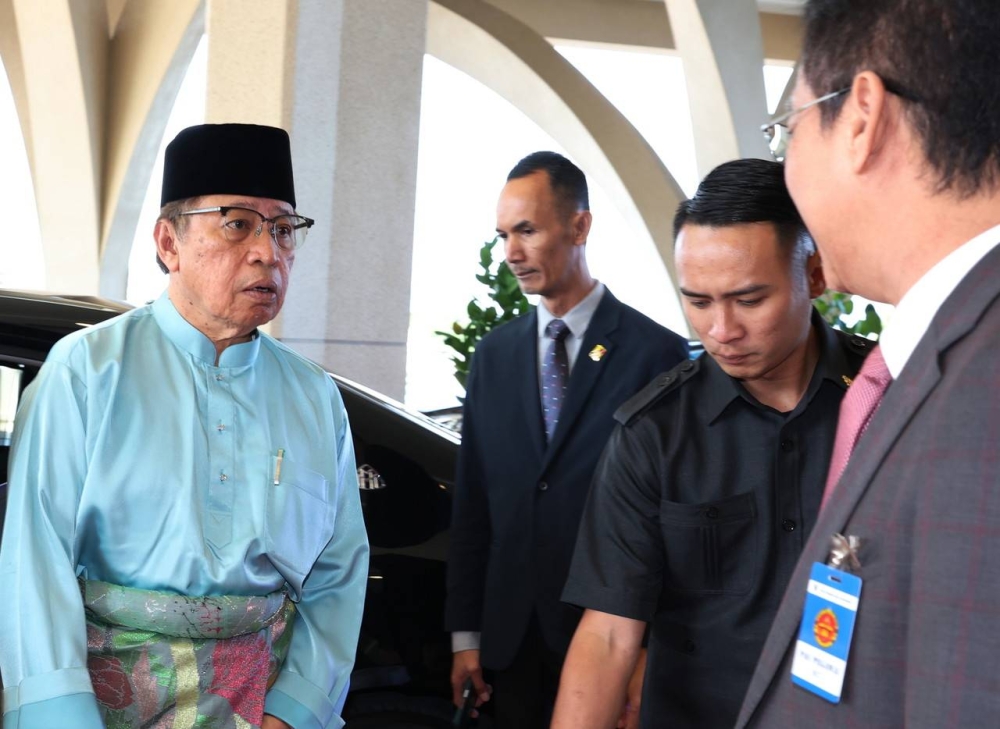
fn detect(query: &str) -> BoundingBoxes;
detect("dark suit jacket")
[737,242,1000,727]
[444,288,688,669]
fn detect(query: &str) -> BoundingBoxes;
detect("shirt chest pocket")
[658,491,757,595]
[265,455,337,578]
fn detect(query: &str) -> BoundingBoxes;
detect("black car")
[0,290,461,728]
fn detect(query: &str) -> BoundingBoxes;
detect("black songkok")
[160,123,296,208]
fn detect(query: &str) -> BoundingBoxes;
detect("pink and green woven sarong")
[82,579,295,729]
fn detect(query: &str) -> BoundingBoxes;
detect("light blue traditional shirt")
[0,293,369,729]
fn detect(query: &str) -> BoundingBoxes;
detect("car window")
[0,365,21,443]
[0,361,38,484]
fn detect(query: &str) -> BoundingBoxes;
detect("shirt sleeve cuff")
[561,580,656,622]
[265,674,345,729]
[5,692,104,729]
[451,631,481,652]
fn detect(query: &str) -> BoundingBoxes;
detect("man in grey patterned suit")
[740,1,1000,726]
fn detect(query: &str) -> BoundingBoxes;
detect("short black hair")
[800,0,1000,196]
[673,158,810,256]
[507,151,589,216]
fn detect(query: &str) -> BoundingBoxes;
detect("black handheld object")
[452,677,477,727]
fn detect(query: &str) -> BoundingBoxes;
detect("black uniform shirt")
[562,313,869,729]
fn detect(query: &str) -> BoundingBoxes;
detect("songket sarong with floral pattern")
[81,579,295,729]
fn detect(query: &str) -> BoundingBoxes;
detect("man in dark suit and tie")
[739,1,1000,726]
[444,151,688,728]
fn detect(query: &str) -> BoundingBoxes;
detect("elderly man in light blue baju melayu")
[0,124,369,729]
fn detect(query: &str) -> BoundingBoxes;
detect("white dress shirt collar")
[538,281,604,337]
[536,281,606,373]
[880,223,1000,378]
[537,281,605,339]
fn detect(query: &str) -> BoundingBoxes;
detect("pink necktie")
[821,344,892,509]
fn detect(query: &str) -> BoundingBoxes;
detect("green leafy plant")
[814,290,883,338]
[436,237,534,390]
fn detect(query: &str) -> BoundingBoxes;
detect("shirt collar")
[699,353,745,424]
[880,222,1000,378]
[810,309,855,393]
[700,309,845,424]
[536,281,606,339]
[153,292,261,368]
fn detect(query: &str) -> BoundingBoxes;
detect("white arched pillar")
[5,0,107,292]
[0,0,31,158]
[99,0,204,298]
[202,0,427,400]
[204,0,297,129]
[663,0,771,174]
[429,0,687,327]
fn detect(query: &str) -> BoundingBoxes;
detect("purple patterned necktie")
[541,319,571,441]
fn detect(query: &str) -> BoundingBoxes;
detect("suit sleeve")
[264,381,370,729]
[444,350,492,633]
[0,360,106,728]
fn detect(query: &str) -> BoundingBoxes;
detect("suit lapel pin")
[826,532,863,573]
[842,375,854,387]
[589,344,608,362]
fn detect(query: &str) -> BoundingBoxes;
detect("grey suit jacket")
[737,242,1000,727]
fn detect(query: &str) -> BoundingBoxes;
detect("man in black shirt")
[551,158,869,729]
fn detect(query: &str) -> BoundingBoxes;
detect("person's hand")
[615,647,646,729]
[451,649,492,717]
[261,714,292,729]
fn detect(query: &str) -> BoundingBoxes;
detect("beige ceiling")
[635,0,806,13]
[103,0,802,60]
[756,0,807,14]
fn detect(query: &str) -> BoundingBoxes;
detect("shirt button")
[215,374,224,381]
[705,506,719,519]
[782,519,797,532]
[220,473,229,482]
[780,439,794,452]
[217,422,226,432]
[681,639,696,654]
[538,481,549,492]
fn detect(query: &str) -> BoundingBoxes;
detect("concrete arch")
[428,0,688,328]
[0,0,107,292]
[663,0,772,175]
[0,0,204,296]
[99,0,204,299]
[0,0,32,164]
